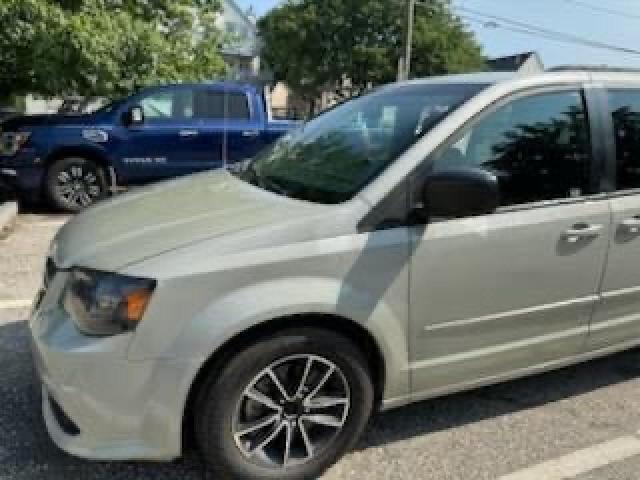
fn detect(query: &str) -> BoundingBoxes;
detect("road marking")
[499,436,640,480]
[0,299,32,310]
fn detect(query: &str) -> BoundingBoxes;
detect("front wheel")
[195,328,374,480]
[45,157,108,212]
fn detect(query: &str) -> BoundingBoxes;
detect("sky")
[235,0,640,69]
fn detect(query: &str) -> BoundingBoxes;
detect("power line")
[563,0,640,20]
[460,14,608,50]
[454,4,640,56]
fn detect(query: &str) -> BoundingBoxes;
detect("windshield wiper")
[234,161,291,196]
[260,174,291,196]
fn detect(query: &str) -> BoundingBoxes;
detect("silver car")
[30,68,640,479]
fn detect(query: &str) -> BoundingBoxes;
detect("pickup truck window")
[237,83,486,204]
[140,89,194,121]
[194,91,250,120]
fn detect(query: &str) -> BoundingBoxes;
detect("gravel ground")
[3,214,640,480]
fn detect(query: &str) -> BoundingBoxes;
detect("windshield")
[236,83,487,204]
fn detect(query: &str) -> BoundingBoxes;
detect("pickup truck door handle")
[621,216,640,234]
[242,130,260,137]
[563,223,603,242]
[179,129,199,137]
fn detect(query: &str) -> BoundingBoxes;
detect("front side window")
[237,83,487,204]
[607,90,640,191]
[432,90,592,208]
[139,89,194,122]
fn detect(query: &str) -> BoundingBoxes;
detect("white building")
[219,0,261,80]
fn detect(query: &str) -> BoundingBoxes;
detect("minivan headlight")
[63,269,156,336]
[0,131,31,156]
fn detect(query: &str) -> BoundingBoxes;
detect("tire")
[194,328,374,480]
[45,157,108,212]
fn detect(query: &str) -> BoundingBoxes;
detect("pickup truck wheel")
[45,157,107,212]
[194,328,374,480]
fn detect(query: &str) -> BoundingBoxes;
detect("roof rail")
[548,65,640,73]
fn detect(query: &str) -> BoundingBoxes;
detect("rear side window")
[193,90,250,120]
[607,90,640,191]
[432,90,592,208]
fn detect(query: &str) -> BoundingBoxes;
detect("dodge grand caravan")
[30,68,640,479]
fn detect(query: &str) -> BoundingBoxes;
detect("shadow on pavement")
[2,318,640,479]
[361,347,640,449]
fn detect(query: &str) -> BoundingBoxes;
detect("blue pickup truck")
[0,82,298,211]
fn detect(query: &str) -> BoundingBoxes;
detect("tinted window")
[236,83,486,204]
[608,90,640,191]
[193,91,250,120]
[432,90,592,208]
[139,89,193,121]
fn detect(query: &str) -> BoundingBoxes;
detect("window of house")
[607,90,640,191]
[432,90,592,208]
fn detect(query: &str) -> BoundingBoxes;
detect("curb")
[0,202,18,240]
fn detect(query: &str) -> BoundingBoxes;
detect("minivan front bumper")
[29,278,199,461]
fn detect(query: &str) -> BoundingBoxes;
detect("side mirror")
[422,167,499,219]
[122,105,144,127]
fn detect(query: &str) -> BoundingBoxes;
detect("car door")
[117,87,217,183]
[224,90,265,165]
[589,87,640,349]
[409,87,612,396]
[192,87,263,167]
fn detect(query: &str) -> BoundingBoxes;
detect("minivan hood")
[51,170,324,271]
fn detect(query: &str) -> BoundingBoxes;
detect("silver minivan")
[30,68,640,479]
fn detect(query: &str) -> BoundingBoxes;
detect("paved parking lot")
[3,214,640,479]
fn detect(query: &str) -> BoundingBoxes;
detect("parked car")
[31,67,640,479]
[0,82,298,212]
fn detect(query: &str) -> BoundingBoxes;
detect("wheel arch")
[180,312,386,450]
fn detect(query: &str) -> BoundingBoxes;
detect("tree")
[0,0,227,102]
[258,0,486,110]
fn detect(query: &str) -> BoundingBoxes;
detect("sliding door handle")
[563,223,603,242]
[621,217,640,234]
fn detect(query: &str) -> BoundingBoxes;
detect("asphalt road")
[3,214,640,480]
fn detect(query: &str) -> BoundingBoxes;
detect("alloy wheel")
[54,164,102,208]
[232,354,351,469]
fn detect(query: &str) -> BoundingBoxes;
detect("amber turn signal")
[125,288,153,323]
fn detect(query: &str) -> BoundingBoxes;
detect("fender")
[129,275,410,407]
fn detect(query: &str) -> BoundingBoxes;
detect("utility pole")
[403,0,416,80]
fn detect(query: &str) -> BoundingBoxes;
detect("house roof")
[488,52,543,72]
[223,0,257,32]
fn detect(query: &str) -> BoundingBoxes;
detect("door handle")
[621,217,640,234]
[242,130,260,137]
[563,223,603,242]
[179,129,199,137]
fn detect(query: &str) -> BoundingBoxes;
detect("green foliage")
[0,0,227,99]
[259,0,486,103]
[411,2,486,76]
